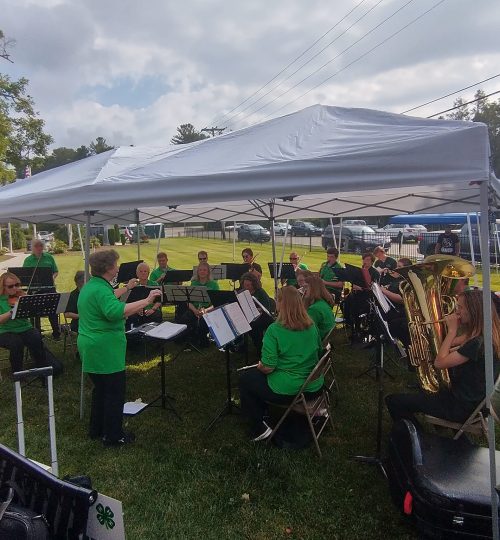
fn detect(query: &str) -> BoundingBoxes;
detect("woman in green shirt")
[175,262,219,347]
[125,262,163,331]
[0,272,47,372]
[238,286,322,441]
[78,250,161,446]
[303,274,335,340]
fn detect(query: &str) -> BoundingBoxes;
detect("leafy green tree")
[35,145,90,173]
[170,123,208,145]
[89,136,114,155]
[0,74,53,183]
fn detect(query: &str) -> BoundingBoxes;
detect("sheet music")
[236,290,260,322]
[145,321,187,340]
[224,302,252,335]
[203,309,235,347]
[252,296,272,318]
[371,283,393,314]
[123,401,149,415]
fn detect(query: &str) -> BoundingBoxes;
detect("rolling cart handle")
[13,366,53,382]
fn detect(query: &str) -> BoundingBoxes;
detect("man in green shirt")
[23,239,61,339]
[150,252,176,283]
[282,252,308,287]
[319,247,344,304]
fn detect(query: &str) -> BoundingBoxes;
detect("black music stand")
[12,293,62,319]
[223,263,250,282]
[191,265,226,281]
[116,260,143,284]
[267,262,295,280]
[9,267,54,293]
[158,270,193,286]
[207,290,237,307]
[353,304,402,477]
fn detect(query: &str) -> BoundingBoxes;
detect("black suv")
[290,221,323,236]
[321,225,391,253]
[238,224,271,243]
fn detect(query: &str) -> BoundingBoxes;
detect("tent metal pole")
[233,221,236,261]
[466,213,479,286]
[7,223,13,253]
[479,181,498,540]
[84,212,92,282]
[329,217,337,249]
[32,224,37,242]
[77,224,85,264]
[155,223,163,265]
[269,202,278,298]
[0,225,3,250]
[67,224,73,249]
[279,219,289,277]
[338,218,343,258]
[135,209,141,260]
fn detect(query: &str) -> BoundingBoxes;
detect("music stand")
[9,267,54,292]
[126,285,162,304]
[158,270,193,285]
[12,293,63,319]
[207,290,237,308]
[116,260,143,284]
[191,265,226,281]
[267,262,295,280]
[222,263,250,282]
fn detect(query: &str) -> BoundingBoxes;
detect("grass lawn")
[0,237,497,539]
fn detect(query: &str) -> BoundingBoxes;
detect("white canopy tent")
[0,104,499,536]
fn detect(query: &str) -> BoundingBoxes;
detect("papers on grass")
[145,321,187,340]
[203,302,252,348]
[123,400,148,415]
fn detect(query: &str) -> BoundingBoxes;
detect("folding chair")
[61,315,78,361]
[268,345,335,457]
[321,328,338,394]
[424,399,489,440]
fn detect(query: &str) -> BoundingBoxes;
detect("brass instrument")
[395,255,475,393]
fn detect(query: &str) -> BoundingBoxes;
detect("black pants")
[0,328,46,373]
[385,389,476,428]
[88,370,126,442]
[249,314,273,352]
[176,308,209,346]
[238,368,298,433]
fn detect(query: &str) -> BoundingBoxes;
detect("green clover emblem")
[96,503,116,530]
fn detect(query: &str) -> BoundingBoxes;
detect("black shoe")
[103,431,136,447]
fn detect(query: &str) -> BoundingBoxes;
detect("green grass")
[1,237,496,539]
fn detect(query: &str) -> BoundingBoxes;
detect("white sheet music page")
[203,309,235,347]
[236,290,260,322]
[223,302,252,335]
[145,321,187,340]
[252,296,272,318]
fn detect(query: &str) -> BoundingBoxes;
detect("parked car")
[376,224,426,242]
[291,221,323,236]
[225,223,246,231]
[321,225,391,253]
[273,222,291,235]
[238,224,271,243]
[37,230,54,242]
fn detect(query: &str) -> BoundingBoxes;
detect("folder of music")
[203,302,252,348]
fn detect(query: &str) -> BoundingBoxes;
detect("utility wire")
[220,0,384,127]
[249,0,446,127]
[401,73,500,114]
[426,89,500,118]
[229,0,424,129]
[210,0,370,126]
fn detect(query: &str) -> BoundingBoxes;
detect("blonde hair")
[276,286,313,331]
[0,272,21,296]
[304,275,334,308]
[459,289,500,358]
[195,261,212,281]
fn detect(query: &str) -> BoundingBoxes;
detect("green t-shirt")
[77,276,126,374]
[287,262,308,287]
[319,261,343,299]
[0,295,32,334]
[262,321,323,395]
[150,265,175,283]
[23,253,58,273]
[307,299,335,340]
[190,279,219,308]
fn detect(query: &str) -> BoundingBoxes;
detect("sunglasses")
[6,282,21,289]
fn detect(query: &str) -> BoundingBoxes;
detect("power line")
[210,0,370,127]
[401,73,500,114]
[249,0,447,128]
[426,89,500,118]
[219,0,384,128]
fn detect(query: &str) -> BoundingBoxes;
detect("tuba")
[395,255,475,393]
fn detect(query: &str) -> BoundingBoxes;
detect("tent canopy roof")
[0,104,494,224]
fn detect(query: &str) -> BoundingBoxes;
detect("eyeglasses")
[198,257,207,261]
[6,283,21,289]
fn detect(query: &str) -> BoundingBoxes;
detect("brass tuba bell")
[395,255,475,393]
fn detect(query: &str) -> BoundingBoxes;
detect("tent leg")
[466,213,479,286]
[479,181,498,540]
[269,202,278,298]
[84,212,93,281]
[278,219,289,278]
[329,217,337,249]
[135,209,141,260]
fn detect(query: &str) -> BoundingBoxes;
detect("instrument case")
[386,419,500,539]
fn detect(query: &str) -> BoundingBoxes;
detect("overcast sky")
[2,0,499,149]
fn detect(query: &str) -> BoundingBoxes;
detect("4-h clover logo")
[96,503,115,530]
